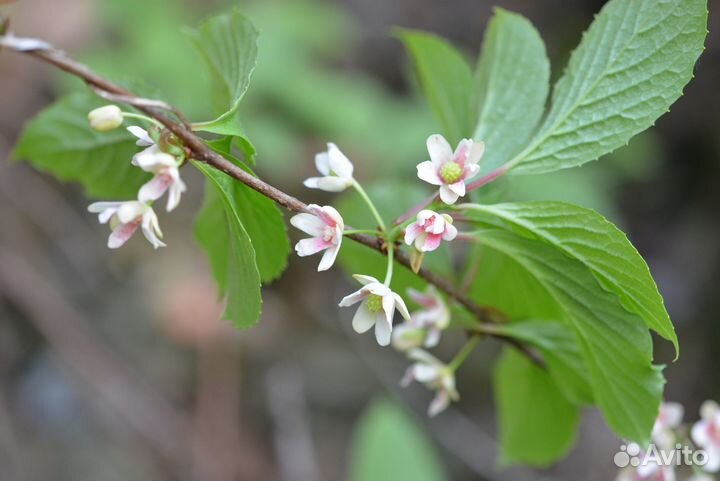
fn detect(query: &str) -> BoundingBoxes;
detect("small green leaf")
[397,29,474,144]
[495,348,580,466]
[509,0,707,175]
[348,398,446,481]
[188,9,259,140]
[463,201,678,356]
[194,162,262,328]
[473,8,550,172]
[475,227,664,445]
[13,92,150,198]
[494,320,593,405]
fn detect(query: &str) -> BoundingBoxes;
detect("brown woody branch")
[0,33,544,367]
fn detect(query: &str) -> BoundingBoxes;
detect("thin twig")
[1,32,545,367]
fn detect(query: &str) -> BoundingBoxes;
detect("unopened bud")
[88,105,123,131]
[410,249,425,274]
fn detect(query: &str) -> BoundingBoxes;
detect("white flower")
[303,143,354,192]
[290,204,344,272]
[404,210,458,252]
[132,145,186,212]
[416,134,484,204]
[127,126,155,147]
[401,349,458,417]
[616,449,676,481]
[392,286,450,351]
[692,401,720,472]
[88,201,165,249]
[652,402,683,449]
[338,274,410,346]
[88,105,123,131]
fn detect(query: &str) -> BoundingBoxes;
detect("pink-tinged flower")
[338,275,410,346]
[132,145,186,212]
[652,402,683,449]
[401,349,458,417]
[392,286,450,351]
[88,201,165,249]
[692,401,720,472]
[416,134,484,204]
[303,143,354,192]
[290,204,344,272]
[404,210,457,252]
[88,105,123,131]
[127,126,155,147]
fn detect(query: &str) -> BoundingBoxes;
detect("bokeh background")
[1,0,719,480]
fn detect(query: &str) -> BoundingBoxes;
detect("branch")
[0,33,544,367]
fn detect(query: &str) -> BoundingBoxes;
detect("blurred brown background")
[1,0,719,480]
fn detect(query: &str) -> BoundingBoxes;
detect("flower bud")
[88,105,123,131]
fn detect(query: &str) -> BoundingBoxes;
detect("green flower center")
[366,294,383,313]
[439,162,463,184]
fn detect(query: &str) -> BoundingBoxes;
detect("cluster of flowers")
[85,104,486,415]
[617,401,720,481]
[86,105,187,249]
[293,135,485,416]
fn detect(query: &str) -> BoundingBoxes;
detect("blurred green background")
[1,0,719,480]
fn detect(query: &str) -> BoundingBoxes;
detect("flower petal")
[327,143,354,179]
[339,288,367,307]
[393,293,411,321]
[138,174,171,203]
[442,223,458,241]
[295,237,331,257]
[428,391,450,417]
[467,140,485,166]
[314,151,331,176]
[404,223,424,246]
[116,201,146,223]
[374,315,392,346]
[438,185,459,205]
[317,243,340,271]
[382,293,396,324]
[353,274,380,286]
[427,134,453,168]
[416,161,443,186]
[421,233,443,252]
[413,364,440,383]
[290,213,325,237]
[127,126,154,147]
[352,301,375,333]
[306,176,352,192]
[448,180,466,197]
[452,139,472,168]
[141,209,165,249]
[108,221,139,249]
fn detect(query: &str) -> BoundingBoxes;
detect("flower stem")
[465,165,508,192]
[352,181,386,231]
[448,335,481,372]
[121,111,164,128]
[384,243,394,286]
[343,228,382,236]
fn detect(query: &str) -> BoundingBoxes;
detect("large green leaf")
[475,227,664,445]
[205,139,290,282]
[397,29,474,144]
[494,348,580,466]
[194,162,262,328]
[473,9,550,172]
[462,201,677,355]
[508,0,707,175]
[494,320,593,405]
[188,9,259,138]
[348,398,446,481]
[13,93,150,198]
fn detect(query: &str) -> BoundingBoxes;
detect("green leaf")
[494,320,593,405]
[397,29,474,144]
[509,0,707,175]
[495,348,580,466]
[193,162,262,328]
[13,92,150,198]
[463,201,678,356]
[188,9,259,139]
[348,398,446,481]
[474,227,664,445]
[473,9,550,172]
